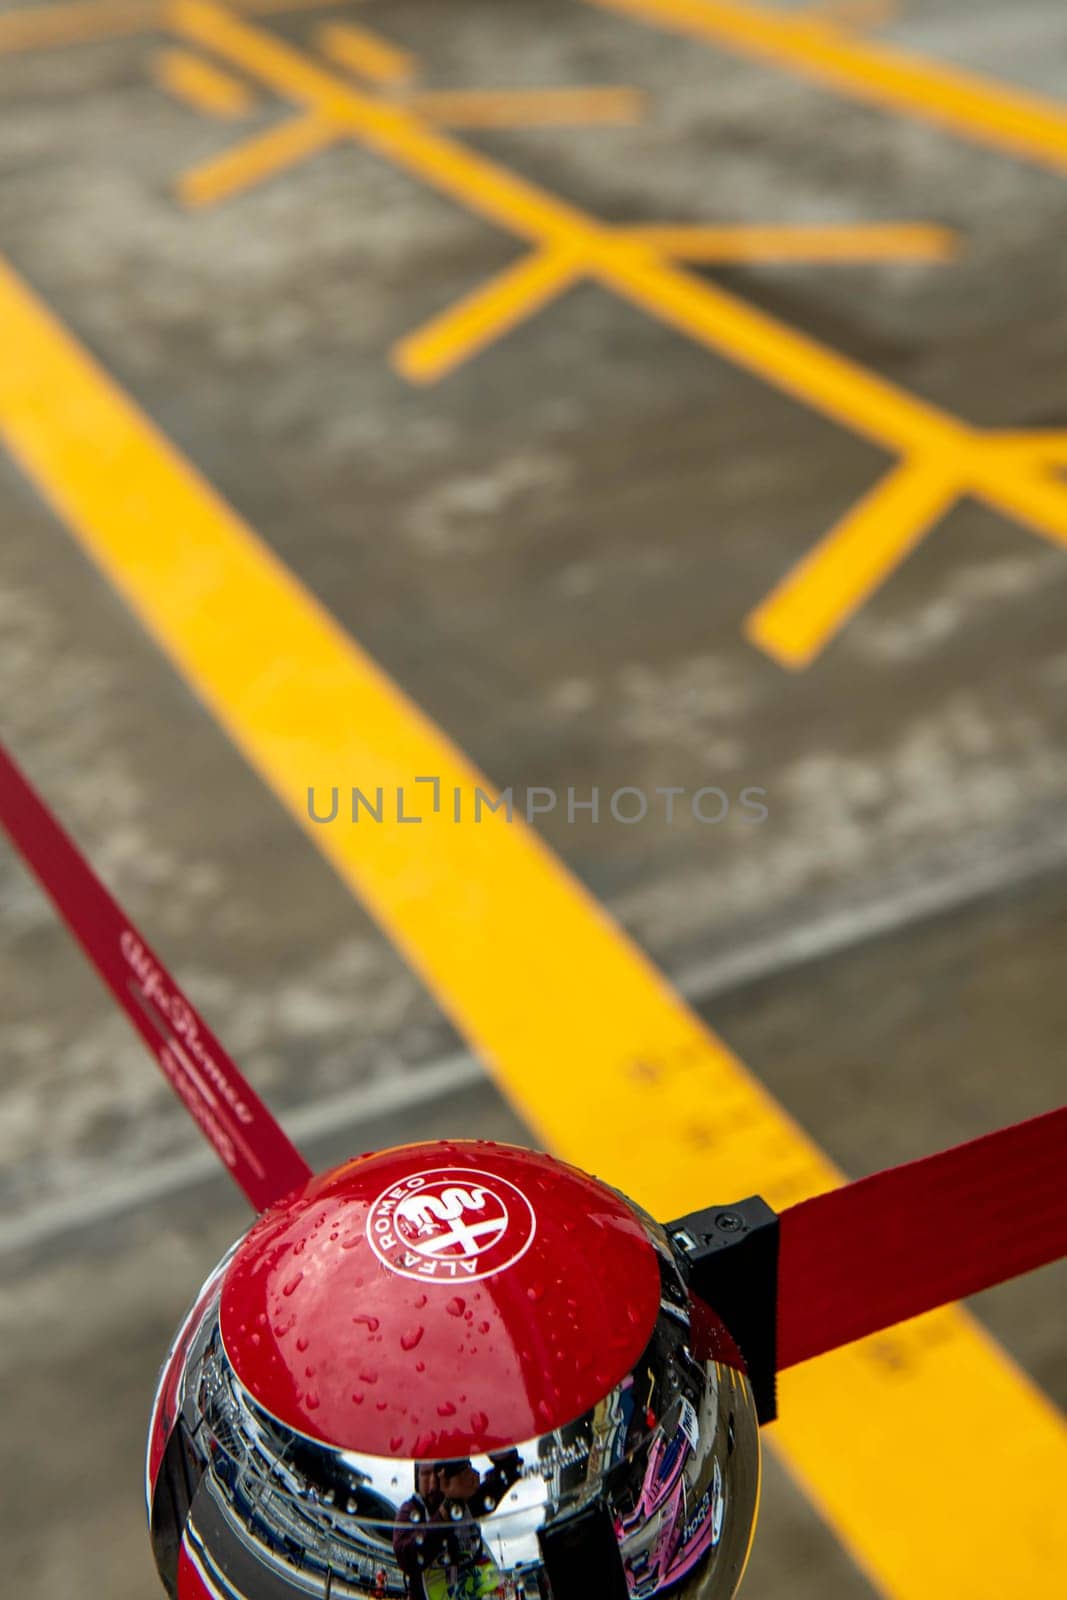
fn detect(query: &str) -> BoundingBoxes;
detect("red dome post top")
[219,1141,664,1460]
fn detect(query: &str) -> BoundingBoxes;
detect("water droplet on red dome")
[218,1140,662,1457]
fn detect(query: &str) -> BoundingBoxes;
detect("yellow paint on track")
[630,221,958,261]
[159,1,1067,672]
[394,221,957,385]
[0,0,343,57]
[315,20,415,88]
[7,0,1021,668]
[394,246,582,383]
[0,0,154,53]
[2,244,1066,1597]
[154,46,253,118]
[5,4,1067,666]
[0,0,158,53]
[162,0,959,456]
[178,111,334,206]
[407,86,646,128]
[587,0,1067,175]
[746,457,961,666]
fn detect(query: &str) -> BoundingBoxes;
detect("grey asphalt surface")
[1,1,1066,1596]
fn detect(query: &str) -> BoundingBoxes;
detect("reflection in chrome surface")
[149,1214,760,1598]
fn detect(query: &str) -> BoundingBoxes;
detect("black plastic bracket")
[538,1499,630,1600]
[667,1195,779,1425]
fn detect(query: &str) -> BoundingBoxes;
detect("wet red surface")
[219,1139,663,1456]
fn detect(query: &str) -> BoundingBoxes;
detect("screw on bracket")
[667,1195,779,1424]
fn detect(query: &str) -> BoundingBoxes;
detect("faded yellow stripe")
[0,0,157,53]
[0,0,344,57]
[162,0,1067,694]
[394,247,581,384]
[315,20,415,87]
[587,0,1067,174]
[154,46,254,118]
[993,431,1067,464]
[178,113,335,207]
[409,86,646,128]
[166,0,951,452]
[747,456,963,666]
[629,221,958,262]
[1,254,1065,1598]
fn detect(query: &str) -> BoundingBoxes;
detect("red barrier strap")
[0,742,312,1212]
[777,1106,1067,1368]
[4,740,1065,1346]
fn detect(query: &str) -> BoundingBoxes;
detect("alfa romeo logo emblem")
[367,1167,536,1282]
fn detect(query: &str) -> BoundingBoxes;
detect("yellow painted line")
[408,86,646,128]
[394,247,581,384]
[746,456,961,666]
[166,1,952,451]
[154,46,254,118]
[166,0,1067,668]
[0,0,343,57]
[593,248,1067,555]
[4,248,1067,1598]
[397,218,957,386]
[975,451,1067,549]
[751,438,1067,665]
[0,0,158,53]
[595,240,957,456]
[178,112,336,207]
[993,431,1067,465]
[315,19,416,88]
[630,221,958,261]
[170,0,604,244]
[586,0,1067,176]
